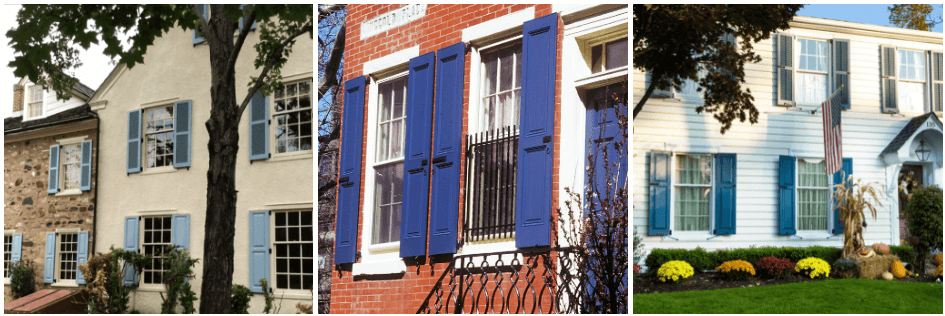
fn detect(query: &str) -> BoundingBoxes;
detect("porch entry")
[898,164,923,246]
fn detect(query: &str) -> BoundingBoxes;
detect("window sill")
[352,258,407,276]
[262,151,314,163]
[666,233,715,241]
[795,232,840,241]
[51,281,78,288]
[55,189,83,197]
[271,290,313,301]
[4,278,10,285]
[574,67,628,90]
[138,166,180,176]
[367,241,400,254]
[135,284,166,292]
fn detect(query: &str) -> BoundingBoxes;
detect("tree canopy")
[888,4,942,32]
[633,4,803,134]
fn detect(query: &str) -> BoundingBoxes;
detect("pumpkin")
[872,243,890,255]
[937,264,942,278]
[881,271,894,280]
[935,253,943,265]
[891,261,907,279]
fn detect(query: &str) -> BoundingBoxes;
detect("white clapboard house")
[633,16,943,268]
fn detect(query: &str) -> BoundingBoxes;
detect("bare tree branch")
[318,23,345,100]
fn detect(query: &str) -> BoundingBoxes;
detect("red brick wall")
[332,4,561,314]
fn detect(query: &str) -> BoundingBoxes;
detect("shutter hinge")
[269,249,272,254]
[269,287,273,294]
[269,210,272,216]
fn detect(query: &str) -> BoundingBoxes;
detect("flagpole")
[810,84,844,115]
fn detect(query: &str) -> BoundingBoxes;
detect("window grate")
[463,126,518,243]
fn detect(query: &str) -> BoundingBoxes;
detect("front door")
[898,164,923,245]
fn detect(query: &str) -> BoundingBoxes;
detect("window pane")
[377,122,389,162]
[514,46,522,88]
[303,244,313,257]
[591,44,603,73]
[276,228,286,242]
[276,244,287,257]
[378,205,390,244]
[276,211,286,226]
[291,258,301,274]
[481,96,495,131]
[898,81,925,113]
[605,38,628,69]
[289,244,301,258]
[484,53,497,96]
[379,83,391,122]
[277,274,288,289]
[304,259,313,274]
[304,275,313,290]
[290,274,301,290]
[390,119,403,159]
[393,79,405,119]
[288,227,300,241]
[301,210,312,226]
[500,50,513,92]
[392,162,404,203]
[390,203,401,243]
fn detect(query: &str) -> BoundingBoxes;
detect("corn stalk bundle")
[833,173,883,259]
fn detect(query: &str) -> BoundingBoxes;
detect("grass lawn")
[634,278,943,314]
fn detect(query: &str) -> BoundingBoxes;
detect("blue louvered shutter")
[833,39,851,110]
[400,52,435,258]
[714,153,737,235]
[44,233,55,283]
[335,76,366,264]
[778,155,797,235]
[193,4,208,45]
[429,42,465,255]
[881,46,898,113]
[79,141,92,191]
[248,211,270,293]
[173,101,192,168]
[515,13,557,248]
[76,231,89,285]
[123,217,139,286]
[127,109,142,173]
[249,93,269,161]
[648,151,671,236]
[777,33,795,106]
[832,158,852,235]
[48,145,60,194]
[11,234,23,263]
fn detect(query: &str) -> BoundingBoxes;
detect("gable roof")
[4,103,97,135]
[881,112,943,155]
[17,72,97,101]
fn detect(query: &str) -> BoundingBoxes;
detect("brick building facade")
[329,4,628,313]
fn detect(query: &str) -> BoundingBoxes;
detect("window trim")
[367,72,408,249]
[270,78,315,157]
[794,37,831,106]
[53,232,79,285]
[141,104,177,170]
[794,158,833,233]
[24,84,45,121]
[268,209,313,294]
[588,36,628,74]
[139,215,173,286]
[56,142,83,195]
[669,153,715,235]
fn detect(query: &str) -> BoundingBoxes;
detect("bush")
[657,260,694,283]
[643,246,842,276]
[231,284,253,314]
[795,257,830,279]
[160,245,199,314]
[633,263,641,276]
[904,185,943,275]
[832,258,858,279]
[9,260,36,298]
[889,245,918,267]
[261,278,276,314]
[755,256,795,279]
[78,247,153,314]
[644,247,712,276]
[715,260,755,281]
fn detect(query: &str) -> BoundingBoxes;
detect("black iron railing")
[463,127,518,243]
[417,247,588,314]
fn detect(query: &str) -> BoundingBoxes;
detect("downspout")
[92,112,100,255]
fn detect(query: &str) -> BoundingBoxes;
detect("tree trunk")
[199,12,240,314]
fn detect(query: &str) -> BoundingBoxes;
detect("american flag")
[822,87,843,176]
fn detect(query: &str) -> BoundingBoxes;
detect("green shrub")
[261,278,276,314]
[78,247,152,314]
[9,260,36,298]
[644,247,712,276]
[904,185,943,275]
[160,245,199,314]
[889,245,917,267]
[179,283,197,314]
[231,284,253,314]
[643,246,842,276]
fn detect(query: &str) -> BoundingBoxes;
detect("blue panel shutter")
[429,42,465,255]
[335,76,366,264]
[516,13,557,248]
[584,83,628,212]
[648,151,671,236]
[173,101,192,168]
[400,52,435,258]
[249,93,270,161]
[48,145,60,194]
[193,4,208,45]
[172,214,190,250]
[714,153,737,235]
[248,211,270,293]
[832,158,852,235]
[11,234,23,263]
[80,141,92,191]
[778,155,797,235]
[123,217,139,286]
[127,109,142,173]
[777,33,795,106]
[44,233,55,283]
[76,231,89,285]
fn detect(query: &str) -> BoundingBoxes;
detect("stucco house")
[634,16,943,270]
[330,4,627,314]
[85,5,313,313]
[4,76,98,302]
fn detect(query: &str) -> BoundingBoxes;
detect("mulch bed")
[633,272,941,295]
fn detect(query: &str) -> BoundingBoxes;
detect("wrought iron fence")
[463,127,518,243]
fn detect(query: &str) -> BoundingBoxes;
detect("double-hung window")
[273,80,313,154]
[28,85,43,119]
[60,144,81,191]
[3,234,12,279]
[56,233,78,281]
[796,38,829,105]
[479,42,522,132]
[144,106,175,169]
[898,50,927,113]
[673,154,713,231]
[141,216,172,284]
[372,76,407,245]
[272,210,313,291]
[797,159,829,231]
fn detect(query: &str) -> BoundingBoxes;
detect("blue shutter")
[778,155,797,235]
[400,52,435,258]
[248,211,270,293]
[193,4,208,45]
[127,109,142,173]
[832,158,852,235]
[240,4,257,31]
[516,13,557,248]
[335,76,366,264]
[76,231,89,285]
[172,214,190,250]
[429,42,465,255]
[173,101,192,168]
[584,83,628,212]
[123,217,139,286]
[249,93,270,161]
[714,153,737,235]
[80,141,92,191]
[44,233,55,283]
[11,234,23,264]
[48,145,60,194]
[648,151,671,236]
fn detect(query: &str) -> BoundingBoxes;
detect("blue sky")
[798,4,943,33]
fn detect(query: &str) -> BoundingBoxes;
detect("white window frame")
[269,209,313,296]
[368,72,407,251]
[669,153,715,237]
[4,230,13,284]
[794,37,831,107]
[795,158,833,234]
[588,35,628,74]
[53,232,79,286]
[271,79,314,157]
[56,136,89,196]
[897,49,928,114]
[142,104,176,170]
[475,36,523,134]
[25,84,45,120]
[139,215,172,288]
